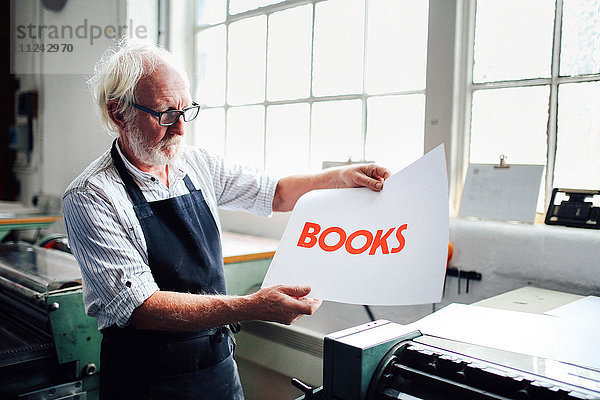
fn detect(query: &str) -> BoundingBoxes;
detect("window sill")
[450,217,600,294]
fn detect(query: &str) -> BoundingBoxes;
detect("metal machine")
[293,320,600,400]
[0,242,101,399]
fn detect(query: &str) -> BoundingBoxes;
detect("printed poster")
[262,145,449,305]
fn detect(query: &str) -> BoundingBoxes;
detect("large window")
[178,0,599,216]
[191,0,429,175]
[467,0,600,209]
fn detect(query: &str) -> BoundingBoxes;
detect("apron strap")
[110,140,147,207]
[183,174,197,193]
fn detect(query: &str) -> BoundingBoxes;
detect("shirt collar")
[114,139,187,185]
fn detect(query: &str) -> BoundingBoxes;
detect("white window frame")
[449,0,600,215]
[168,0,600,217]
[182,0,429,171]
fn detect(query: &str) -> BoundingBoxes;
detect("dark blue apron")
[99,142,244,400]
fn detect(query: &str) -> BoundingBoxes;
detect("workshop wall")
[12,1,118,210]
[12,0,142,212]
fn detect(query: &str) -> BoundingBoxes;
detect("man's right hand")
[248,285,322,325]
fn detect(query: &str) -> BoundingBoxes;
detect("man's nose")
[168,116,185,135]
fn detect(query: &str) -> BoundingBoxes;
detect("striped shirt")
[62,141,278,330]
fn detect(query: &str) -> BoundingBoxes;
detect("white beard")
[125,125,183,166]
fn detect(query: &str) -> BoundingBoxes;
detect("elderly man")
[63,39,390,400]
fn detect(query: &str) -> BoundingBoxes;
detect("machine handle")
[291,377,321,399]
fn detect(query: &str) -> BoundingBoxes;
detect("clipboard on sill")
[458,155,544,223]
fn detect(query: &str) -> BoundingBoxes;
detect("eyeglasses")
[131,102,201,126]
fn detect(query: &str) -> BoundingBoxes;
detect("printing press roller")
[294,320,600,400]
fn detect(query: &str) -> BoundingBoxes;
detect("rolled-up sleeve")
[62,189,158,329]
[211,157,278,217]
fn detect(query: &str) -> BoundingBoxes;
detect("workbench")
[221,231,278,296]
[0,201,61,242]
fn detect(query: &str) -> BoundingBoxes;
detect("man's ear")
[107,100,128,131]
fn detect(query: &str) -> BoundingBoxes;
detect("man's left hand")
[273,163,392,212]
[337,164,392,192]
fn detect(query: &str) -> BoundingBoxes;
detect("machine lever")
[291,377,321,399]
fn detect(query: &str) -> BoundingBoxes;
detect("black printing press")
[293,320,600,400]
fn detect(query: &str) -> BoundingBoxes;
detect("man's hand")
[336,164,391,192]
[248,285,322,325]
[273,163,392,211]
[129,287,322,331]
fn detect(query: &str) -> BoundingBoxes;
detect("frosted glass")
[313,0,364,96]
[310,100,362,170]
[196,26,226,106]
[229,0,284,15]
[196,0,226,25]
[226,106,265,169]
[192,108,225,157]
[267,5,312,101]
[228,16,267,105]
[473,0,554,82]
[365,95,425,173]
[366,0,428,94]
[554,82,600,190]
[266,103,310,176]
[470,86,549,165]
[560,0,600,76]
[471,86,549,212]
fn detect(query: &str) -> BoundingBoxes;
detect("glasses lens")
[160,111,181,126]
[183,106,200,122]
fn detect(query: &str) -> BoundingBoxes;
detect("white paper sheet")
[262,145,449,305]
[545,296,600,326]
[407,303,600,370]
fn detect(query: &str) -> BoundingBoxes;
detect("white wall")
[12,0,129,210]
[11,0,163,219]
[41,74,113,197]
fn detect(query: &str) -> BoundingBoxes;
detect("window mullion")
[223,0,231,158]
[360,0,369,161]
[452,0,477,215]
[545,0,564,211]
[472,78,552,90]
[308,1,316,169]
[263,14,270,170]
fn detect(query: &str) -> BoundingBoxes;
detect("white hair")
[87,37,190,135]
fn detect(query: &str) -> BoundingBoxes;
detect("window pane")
[196,0,226,25]
[554,82,600,189]
[473,0,554,82]
[228,16,266,105]
[229,0,284,15]
[560,0,600,76]
[471,87,549,212]
[310,100,362,170]
[470,86,549,165]
[226,106,265,169]
[196,26,226,106]
[313,0,365,96]
[366,95,425,173]
[266,103,310,175]
[366,0,428,94]
[267,5,312,101]
[192,108,225,157]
